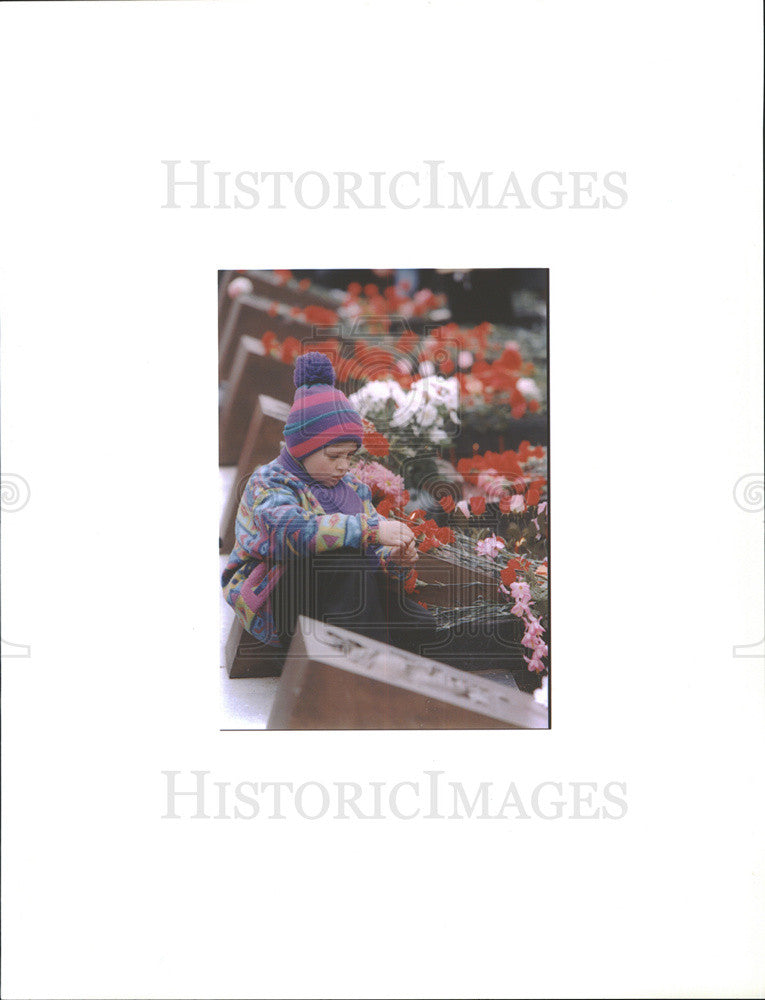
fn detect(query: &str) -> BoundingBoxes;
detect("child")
[222,352,445,660]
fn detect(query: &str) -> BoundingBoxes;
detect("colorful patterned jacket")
[221,457,409,646]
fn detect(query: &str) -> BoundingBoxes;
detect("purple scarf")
[276,446,364,515]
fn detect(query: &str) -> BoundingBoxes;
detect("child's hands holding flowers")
[389,538,418,566]
[377,517,419,565]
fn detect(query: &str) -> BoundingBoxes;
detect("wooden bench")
[218,270,343,345]
[218,269,236,333]
[220,394,291,553]
[224,616,285,678]
[235,270,344,313]
[267,616,548,730]
[413,550,500,608]
[219,338,296,465]
[219,293,330,382]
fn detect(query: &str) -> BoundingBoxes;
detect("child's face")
[302,441,359,486]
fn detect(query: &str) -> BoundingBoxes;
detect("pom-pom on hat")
[283,352,364,460]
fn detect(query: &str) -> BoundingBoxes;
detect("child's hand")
[390,539,418,566]
[378,518,416,549]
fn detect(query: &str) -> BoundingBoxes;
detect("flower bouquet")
[356,442,549,681]
[348,375,461,494]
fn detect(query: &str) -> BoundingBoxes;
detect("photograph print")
[218,268,549,730]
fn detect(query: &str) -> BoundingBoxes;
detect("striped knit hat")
[283,352,364,460]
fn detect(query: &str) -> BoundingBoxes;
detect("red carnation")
[303,306,339,326]
[501,347,523,370]
[439,495,456,513]
[281,337,302,364]
[469,496,486,515]
[334,357,354,384]
[363,432,390,458]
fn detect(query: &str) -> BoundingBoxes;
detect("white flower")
[348,379,406,415]
[366,374,459,444]
[516,377,540,402]
[413,375,459,409]
[389,407,409,428]
[418,403,439,428]
[227,276,253,299]
[388,382,408,408]
[339,301,362,319]
[418,360,436,377]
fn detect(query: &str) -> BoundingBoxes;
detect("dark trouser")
[271,551,519,675]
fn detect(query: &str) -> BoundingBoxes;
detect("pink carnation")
[353,460,406,503]
[523,616,545,640]
[475,534,506,558]
[524,651,547,673]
